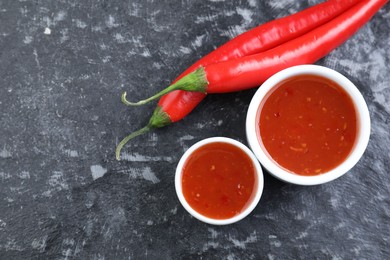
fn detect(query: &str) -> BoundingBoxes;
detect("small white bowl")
[246,65,370,186]
[175,137,264,225]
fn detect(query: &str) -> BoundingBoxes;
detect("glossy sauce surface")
[182,142,256,219]
[258,75,357,176]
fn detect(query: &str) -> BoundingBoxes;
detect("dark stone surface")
[1,0,389,259]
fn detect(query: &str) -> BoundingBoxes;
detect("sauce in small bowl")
[175,137,264,225]
[246,65,370,185]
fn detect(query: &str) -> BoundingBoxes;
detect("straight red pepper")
[116,0,363,160]
[204,0,387,93]
[128,0,386,101]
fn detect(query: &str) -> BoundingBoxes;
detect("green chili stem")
[115,106,172,160]
[121,67,208,106]
[116,126,151,160]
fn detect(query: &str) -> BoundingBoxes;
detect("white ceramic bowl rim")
[175,137,264,225]
[246,65,371,186]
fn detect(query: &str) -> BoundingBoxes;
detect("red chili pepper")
[116,0,363,160]
[146,0,362,125]
[129,0,386,102]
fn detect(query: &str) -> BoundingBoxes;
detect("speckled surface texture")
[1,0,389,259]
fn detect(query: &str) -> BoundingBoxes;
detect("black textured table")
[1,1,389,259]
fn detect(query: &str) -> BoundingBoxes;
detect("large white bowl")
[246,65,371,185]
[175,137,264,225]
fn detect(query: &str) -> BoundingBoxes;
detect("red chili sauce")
[258,75,357,176]
[182,142,256,219]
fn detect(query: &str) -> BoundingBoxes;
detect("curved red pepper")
[158,0,362,122]
[132,0,386,100]
[116,0,363,159]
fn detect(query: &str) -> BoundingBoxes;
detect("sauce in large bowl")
[246,65,370,185]
[258,74,357,176]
